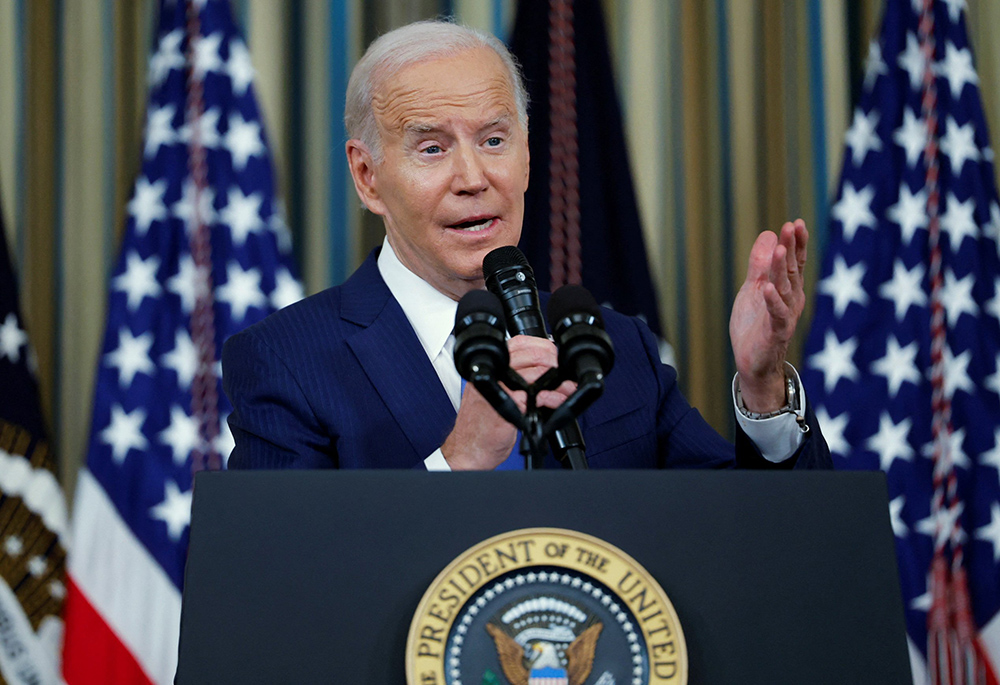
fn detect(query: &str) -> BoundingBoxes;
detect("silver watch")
[735,363,809,432]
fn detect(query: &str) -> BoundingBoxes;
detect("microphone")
[547,285,615,388]
[482,246,588,470]
[453,289,523,430]
[453,289,508,384]
[482,246,546,337]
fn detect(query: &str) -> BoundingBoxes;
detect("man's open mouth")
[448,217,496,232]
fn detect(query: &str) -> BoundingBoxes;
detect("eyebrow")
[404,123,439,135]
[480,115,513,132]
[402,114,514,137]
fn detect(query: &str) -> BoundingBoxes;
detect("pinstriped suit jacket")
[222,249,831,471]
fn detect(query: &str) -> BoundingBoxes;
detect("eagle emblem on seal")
[484,595,603,685]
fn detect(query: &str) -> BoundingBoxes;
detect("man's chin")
[438,275,486,301]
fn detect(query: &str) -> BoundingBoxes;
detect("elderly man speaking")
[222,20,830,472]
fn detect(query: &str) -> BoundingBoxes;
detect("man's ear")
[523,141,530,188]
[345,139,386,215]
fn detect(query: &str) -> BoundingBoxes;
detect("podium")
[176,470,911,684]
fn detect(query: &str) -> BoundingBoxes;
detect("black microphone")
[483,246,546,337]
[453,290,523,430]
[483,246,588,470]
[454,290,508,383]
[547,285,615,388]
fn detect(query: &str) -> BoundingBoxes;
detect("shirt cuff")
[424,448,452,471]
[731,364,807,463]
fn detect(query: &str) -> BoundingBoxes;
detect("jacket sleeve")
[733,402,834,470]
[627,315,832,470]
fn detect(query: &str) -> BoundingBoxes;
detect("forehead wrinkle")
[372,71,517,138]
[402,110,513,139]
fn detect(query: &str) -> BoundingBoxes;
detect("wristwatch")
[734,363,809,433]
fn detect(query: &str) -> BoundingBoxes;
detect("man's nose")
[451,145,489,194]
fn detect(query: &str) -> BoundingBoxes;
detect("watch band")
[734,362,809,432]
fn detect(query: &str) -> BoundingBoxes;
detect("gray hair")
[344,20,529,160]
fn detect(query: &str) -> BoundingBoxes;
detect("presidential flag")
[0,187,67,685]
[509,0,664,337]
[61,1,301,682]
[802,0,1000,682]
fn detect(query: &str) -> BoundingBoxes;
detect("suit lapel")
[342,252,457,460]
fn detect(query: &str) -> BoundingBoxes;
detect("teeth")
[458,219,492,232]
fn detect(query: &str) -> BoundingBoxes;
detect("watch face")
[785,376,798,407]
[737,367,802,420]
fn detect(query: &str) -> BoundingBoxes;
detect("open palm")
[729,220,808,411]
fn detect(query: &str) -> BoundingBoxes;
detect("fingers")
[746,230,778,282]
[536,380,577,410]
[792,219,808,272]
[748,220,808,283]
[507,335,558,384]
[505,336,576,409]
[500,386,529,414]
[446,335,581,470]
[779,219,808,290]
[762,281,790,331]
[768,219,808,315]
[499,378,574,412]
[779,222,798,283]
[731,220,808,381]
[447,384,519,470]
[769,242,793,302]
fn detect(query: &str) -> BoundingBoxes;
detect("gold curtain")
[2,0,1000,491]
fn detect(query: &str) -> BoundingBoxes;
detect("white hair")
[344,20,529,160]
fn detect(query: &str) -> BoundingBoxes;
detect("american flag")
[802,0,1000,682]
[61,1,301,682]
[0,186,67,684]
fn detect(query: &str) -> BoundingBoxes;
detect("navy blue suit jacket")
[223,250,831,470]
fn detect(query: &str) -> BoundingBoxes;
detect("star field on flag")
[802,0,1000,681]
[61,1,302,683]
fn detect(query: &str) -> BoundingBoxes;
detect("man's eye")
[486,137,503,147]
[422,145,442,154]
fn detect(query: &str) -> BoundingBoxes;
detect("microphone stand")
[473,366,603,470]
[548,419,588,470]
[486,366,548,469]
[521,394,547,470]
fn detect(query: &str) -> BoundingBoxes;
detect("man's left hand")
[729,219,808,413]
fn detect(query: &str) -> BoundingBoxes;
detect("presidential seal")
[406,528,687,685]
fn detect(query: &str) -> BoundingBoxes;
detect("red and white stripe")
[62,471,181,685]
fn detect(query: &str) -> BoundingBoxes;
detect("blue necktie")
[460,379,523,470]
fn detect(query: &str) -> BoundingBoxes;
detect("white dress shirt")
[377,238,802,470]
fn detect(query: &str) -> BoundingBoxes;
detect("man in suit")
[223,20,830,471]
